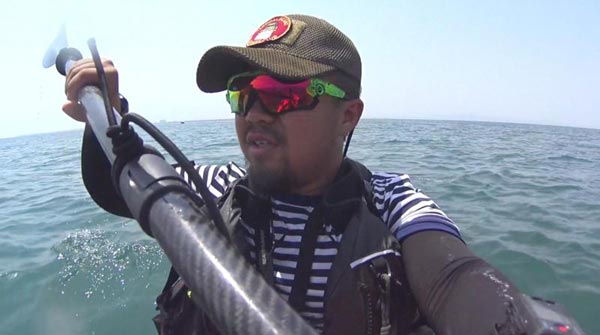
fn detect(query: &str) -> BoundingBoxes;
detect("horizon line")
[2,117,598,141]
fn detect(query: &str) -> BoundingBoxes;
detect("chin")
[246,159,292,195]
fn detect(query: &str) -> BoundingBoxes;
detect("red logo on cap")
[247,16,292,47]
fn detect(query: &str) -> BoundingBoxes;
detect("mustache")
[246,124,284,143]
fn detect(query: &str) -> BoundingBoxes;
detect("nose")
[243,96,276,124]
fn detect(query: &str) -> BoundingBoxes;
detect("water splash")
[53,228,165,300]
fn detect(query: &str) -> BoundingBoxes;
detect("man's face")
[235,90,347,195]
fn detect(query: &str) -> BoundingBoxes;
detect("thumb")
[62,101,87,122]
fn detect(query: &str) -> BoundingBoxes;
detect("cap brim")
[196,45,337,93]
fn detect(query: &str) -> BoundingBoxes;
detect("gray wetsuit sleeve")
[402,230,528,334]
[81,124,133,218]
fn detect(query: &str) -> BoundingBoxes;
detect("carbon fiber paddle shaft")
[148,191,319,335]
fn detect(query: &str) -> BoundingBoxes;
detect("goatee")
[246,159,292,196]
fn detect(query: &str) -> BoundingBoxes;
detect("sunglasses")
[226,72,347,115]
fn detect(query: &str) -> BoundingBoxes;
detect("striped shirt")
[180,162,460,331]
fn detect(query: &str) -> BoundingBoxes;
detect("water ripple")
[2,120,599,334]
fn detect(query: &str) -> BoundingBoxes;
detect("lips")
[247,132,276,145]
[246,131,278,157]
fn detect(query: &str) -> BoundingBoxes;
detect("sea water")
[1,119,599,334]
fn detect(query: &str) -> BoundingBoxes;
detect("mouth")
[251,140,273,147]
[246,132,279,157]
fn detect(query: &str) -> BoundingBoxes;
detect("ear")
[339,98,364,137]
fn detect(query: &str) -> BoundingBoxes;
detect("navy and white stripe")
[176,161,246,199]
[370,172,459,240]
[179,162,460,332]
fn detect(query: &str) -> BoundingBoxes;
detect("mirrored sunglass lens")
[251,76,308,94]
[227,91,241,113]
[256,91,316,114]
[228,75,320,115]
[250,76,315,113]
[257,92,297,113]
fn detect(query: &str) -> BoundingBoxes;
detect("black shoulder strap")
[288,205,324,313]
[288,159,379,313]
[345,158,379,216]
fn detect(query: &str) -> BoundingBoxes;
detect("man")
[63,14,528,335]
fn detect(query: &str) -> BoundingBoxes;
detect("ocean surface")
[0,119,599,334]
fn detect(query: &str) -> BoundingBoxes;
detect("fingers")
[62,58,121,121]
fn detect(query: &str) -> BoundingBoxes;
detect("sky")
[0,0,599,139]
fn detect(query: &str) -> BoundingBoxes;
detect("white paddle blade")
[42,24,68,68]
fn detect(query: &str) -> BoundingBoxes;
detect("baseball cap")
[196,14,361,95]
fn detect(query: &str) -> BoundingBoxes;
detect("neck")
[289,156,343,196]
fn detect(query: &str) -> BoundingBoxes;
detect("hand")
[62,58,120,122]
